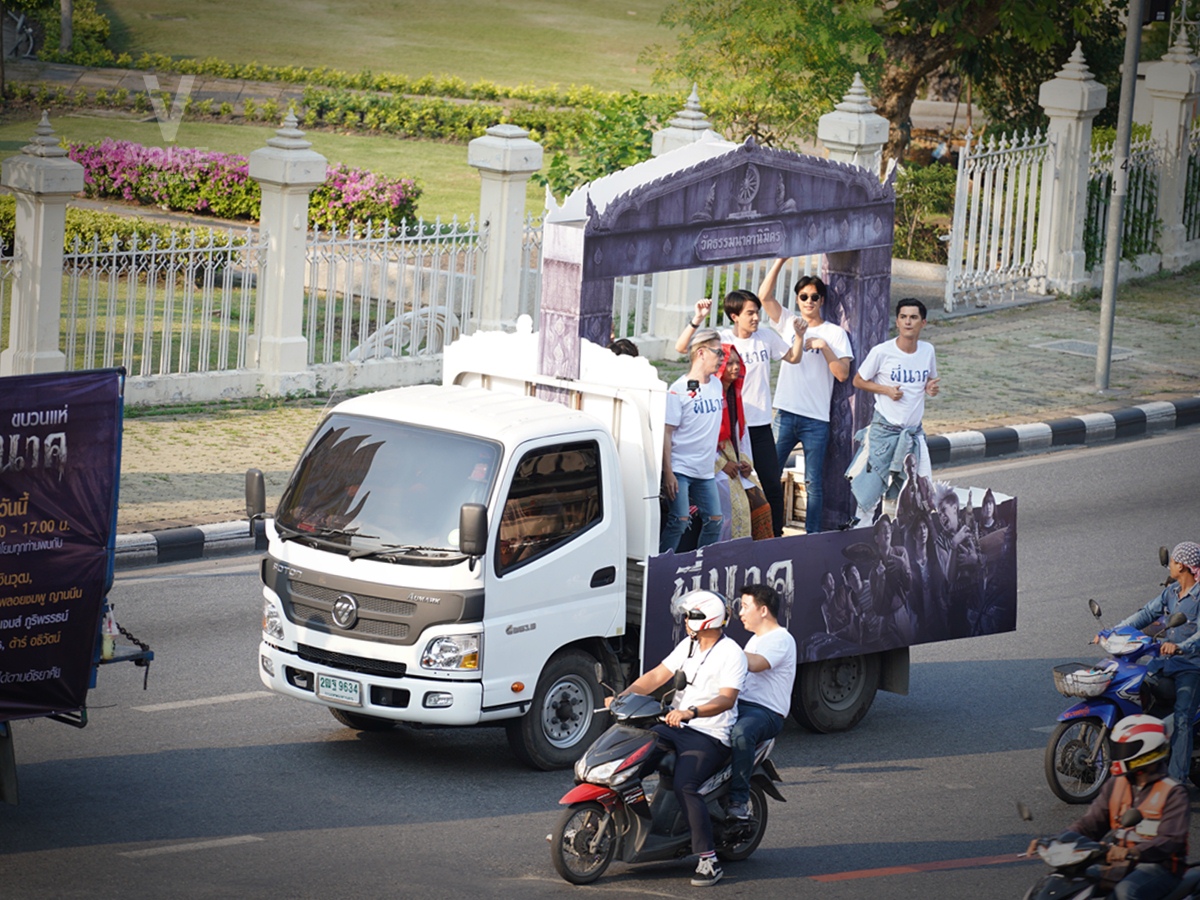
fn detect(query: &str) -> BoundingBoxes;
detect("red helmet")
[1110,714,1169,776]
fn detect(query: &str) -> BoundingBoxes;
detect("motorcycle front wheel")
[1044,717,1110,804]
[550,801,617,885]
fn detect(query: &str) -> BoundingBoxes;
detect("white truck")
[251,318,1016,769]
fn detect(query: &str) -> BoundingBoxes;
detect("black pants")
[648,723,729,855]
[749,423,784,536]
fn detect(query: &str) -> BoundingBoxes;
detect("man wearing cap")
[1112,542,1200,785]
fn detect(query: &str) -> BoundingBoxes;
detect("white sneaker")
[691,855,723,886]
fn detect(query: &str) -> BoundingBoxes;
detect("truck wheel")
[330,707,396,732]
[791,653,880,733]
[507,649,606,770]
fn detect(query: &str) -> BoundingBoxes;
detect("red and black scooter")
[548,673,786,885]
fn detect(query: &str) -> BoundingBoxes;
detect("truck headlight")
[262,598,285,641]
[420,634,480,671]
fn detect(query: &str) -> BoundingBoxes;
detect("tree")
[644,0,881,146]
[649,0,1110,158]
[59,0,72,53]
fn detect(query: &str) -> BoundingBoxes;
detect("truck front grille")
[290,601,411,639]
[297,644,408,679]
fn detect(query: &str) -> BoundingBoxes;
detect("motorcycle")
[1045,601,1196,804]
[548,672,786,885]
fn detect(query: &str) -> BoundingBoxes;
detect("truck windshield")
[275,413,501,555]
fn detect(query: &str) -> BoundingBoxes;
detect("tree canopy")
[649,0,1117,158]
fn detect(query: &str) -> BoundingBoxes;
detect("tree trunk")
[60,0,73,53]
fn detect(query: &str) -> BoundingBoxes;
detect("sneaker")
[838,516,860,532]
[691,855,724,887]
[726,802,750,821]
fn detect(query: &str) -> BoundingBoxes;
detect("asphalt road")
[2,430,1199,898]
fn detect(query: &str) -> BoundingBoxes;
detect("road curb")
[927,396,1200,466]
[113,396,1200,568]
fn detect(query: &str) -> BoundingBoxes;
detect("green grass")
[0,112,547,221]
[99,0,673,93]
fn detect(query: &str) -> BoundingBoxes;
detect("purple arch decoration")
[538,138,896,528]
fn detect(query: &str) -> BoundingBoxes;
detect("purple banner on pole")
[0,369,123,722]
[643,489,1017,673]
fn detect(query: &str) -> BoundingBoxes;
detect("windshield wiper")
[277,523,377,550]
[347,543,457,561]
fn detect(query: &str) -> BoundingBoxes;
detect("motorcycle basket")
[1053,663,1114,698]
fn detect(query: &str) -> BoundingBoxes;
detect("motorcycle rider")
[606,589,747,886]
[726,583,796,821]
[1027,714,1189,900]
[1109,542,1200,785]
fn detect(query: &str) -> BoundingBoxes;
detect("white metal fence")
[304,218,479,365]
[61,228,267,376]
[1084,132,1162,271]
[944,129,1051,310]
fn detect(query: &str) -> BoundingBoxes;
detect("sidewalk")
[112,263,1200,567]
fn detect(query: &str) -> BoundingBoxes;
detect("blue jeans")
[1114,863,1181,900]
[774,411,830,533]
[660,473,722,553]
[728,701,784,806]
[1168,668,1200,784]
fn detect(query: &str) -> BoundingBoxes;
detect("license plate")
[317,673,362,706]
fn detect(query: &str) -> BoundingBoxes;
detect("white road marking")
[132,691,274,712]
[1031,725,1056,733]
[119,835,264,858]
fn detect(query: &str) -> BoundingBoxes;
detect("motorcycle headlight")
[420,634,480,671]
[262,598,284,641]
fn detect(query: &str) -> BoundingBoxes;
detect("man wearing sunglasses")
[757,259,853,533]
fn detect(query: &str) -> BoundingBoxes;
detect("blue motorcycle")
[1044,601,1195,804]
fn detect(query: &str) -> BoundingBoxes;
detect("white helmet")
[671,590,729,634]
[1110,714,1169,776]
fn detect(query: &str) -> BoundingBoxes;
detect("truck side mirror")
[245,468,266,536]
[459,503,488,557]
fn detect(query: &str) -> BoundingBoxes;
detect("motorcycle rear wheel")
[1044,718,1110,804]
[716,784,768,862]
[551,801,617,885]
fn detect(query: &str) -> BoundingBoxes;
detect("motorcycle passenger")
[1111,542,1200,785]
[726,583,796,821]
[606,590,747,887]
[1028,715,1189,900]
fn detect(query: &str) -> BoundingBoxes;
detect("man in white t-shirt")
[609,590,747,887]
[661,328,727,553]
[846,298,941,526]
[676,291,805,537]
[757,259,854,533]
[726,583,796,821]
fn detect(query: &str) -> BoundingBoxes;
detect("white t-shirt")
[770,310,853,422]
[856,339,938,429]
[720,327,792,427]
[741,627,797,717]
[665,374,725,479]
[662,635,747,746]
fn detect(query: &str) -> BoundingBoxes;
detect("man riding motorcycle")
[605,589,747,886]
[1028,715,1189,899]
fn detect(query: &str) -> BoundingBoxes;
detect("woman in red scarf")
[713,344,770,540]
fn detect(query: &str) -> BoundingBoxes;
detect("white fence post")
[1145,30,1200,271]
[0,113,83,375]
[1036,44,1108,295]
[248,113,327,393]
[647,88,717,356]
[817,73,889,178]
[468,124,543,332]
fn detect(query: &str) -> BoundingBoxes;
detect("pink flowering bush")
[68,139,421,228]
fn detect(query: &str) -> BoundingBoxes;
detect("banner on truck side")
[0,369,124,722]
[644,480,1017,668]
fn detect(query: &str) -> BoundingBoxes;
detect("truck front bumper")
[258,640,484,726]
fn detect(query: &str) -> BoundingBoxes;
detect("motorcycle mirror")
[1088,599,1103,620]
[1119,808,1143,828]
[1017,801,1033,822]
[1160,546,1171,567]
[1166,612,1188,629]
[672,669,688,692]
